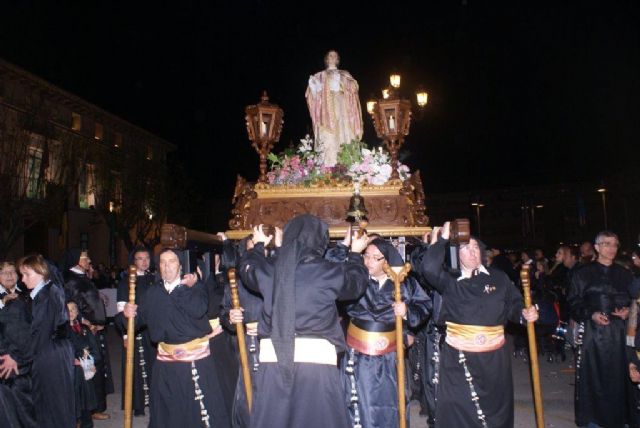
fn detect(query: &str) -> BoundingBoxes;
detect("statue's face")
[325,51,340,68]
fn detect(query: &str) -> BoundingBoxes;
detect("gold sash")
[157,336,211,362]
[445,322,505,352]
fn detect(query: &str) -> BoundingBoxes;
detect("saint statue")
[306,50,363,167]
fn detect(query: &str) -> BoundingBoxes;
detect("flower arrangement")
[266,136,410,186]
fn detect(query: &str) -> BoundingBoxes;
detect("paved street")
[96,326,576,428]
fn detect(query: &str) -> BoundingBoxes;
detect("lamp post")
[597,186,607,229]
[245,91,284,183]
[471,202,485,238]
[369,94,412,180]
[366,73,429,181]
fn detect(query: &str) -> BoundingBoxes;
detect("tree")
[0,90,85,259]
[92,143,168,253]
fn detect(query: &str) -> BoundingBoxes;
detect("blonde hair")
[17,254,50,281]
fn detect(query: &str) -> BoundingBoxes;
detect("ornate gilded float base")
[227,171,429,237]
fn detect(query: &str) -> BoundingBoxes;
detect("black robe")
[410,243,443,428]
[65,270,113,412]
[30,281,76,428]
[241,242,368,428]
[567,261,632,428]
[67,322,98,425]
[114,273,156,415]
[206,271,238,427]
[342,275,431,428]
[221,274,263,428]
[420,238,524,428]
[137,280,230,428]
[0,292,37,428]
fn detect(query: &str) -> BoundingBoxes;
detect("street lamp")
[416,86,429,108]
[471,202,485,237]
[245,91,284,183]
[597,186,607,229]
[389,73,401,89]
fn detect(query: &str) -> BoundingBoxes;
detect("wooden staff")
[520,264,545,428]
[383,262,412,428]
[124,265,137,428]
[228,268,253,410]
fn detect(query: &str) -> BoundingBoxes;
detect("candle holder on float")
[245,91,284,183]
[369,94,412,181]
[346,182,369,238]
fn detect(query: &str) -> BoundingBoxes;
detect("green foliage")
[336,140,365,168]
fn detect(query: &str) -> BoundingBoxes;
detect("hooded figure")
[241,214,369,428]
[63,249,106,325]
[342,238,431,428]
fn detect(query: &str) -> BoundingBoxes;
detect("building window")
[94,122,103,140]
[25,146,44,199]
[71,112,82,131]
[78,163,96,209]
[114,132,123,148]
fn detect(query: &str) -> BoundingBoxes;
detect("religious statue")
[306,50,363,167]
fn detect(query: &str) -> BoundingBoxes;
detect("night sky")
[1,1,639,202]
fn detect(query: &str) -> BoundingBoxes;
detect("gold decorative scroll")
[225,226,431,240]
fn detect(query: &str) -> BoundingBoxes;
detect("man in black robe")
[124,248,229,428]
[114,247,156,417]
[64,249,113,421]
[240,215,369,428]
[342,238,431,428]
[417,222,538,428]
[568,230,632,428]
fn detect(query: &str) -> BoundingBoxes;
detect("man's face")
[595,237,619,262]
[78,251,91,272]
[363,244,386,278]
[325,51,339,68]
[159,251,181,283]
[133,251,151,273]
[460,239,482,271]
[580,242,594,258]
[632,253,640,269]
[534,249,544,261]
[0,265,18,290]
[554,248,565,264]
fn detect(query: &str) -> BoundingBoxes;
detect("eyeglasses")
[596,242,619,248]
[363,254,385,262]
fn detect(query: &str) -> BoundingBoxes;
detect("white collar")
[70,266,86,275]
[163,277,181,294]
[30,280,47,299]
[457,265,490,281]
[1,284,20,294]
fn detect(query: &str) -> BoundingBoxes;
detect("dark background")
[1,1,638,234]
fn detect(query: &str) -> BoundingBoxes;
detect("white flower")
[298,135,313,153]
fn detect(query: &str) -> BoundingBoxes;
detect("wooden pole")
[383,262,412,428]
[124,265,137,428]
[520,264,545,428]
[228,268,252,410]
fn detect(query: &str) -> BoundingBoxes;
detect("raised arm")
[421,237,454,294]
